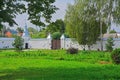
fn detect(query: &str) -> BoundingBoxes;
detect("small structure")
[103,33,118,38]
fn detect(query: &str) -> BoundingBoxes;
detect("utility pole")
[100,0,103,51]
[100,17,103,51]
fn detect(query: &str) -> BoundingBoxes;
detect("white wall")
[29,38,51,49]
[0,37,52,49]
[0,38,14,49]
[0,37,120,50]
[61,38,120,50]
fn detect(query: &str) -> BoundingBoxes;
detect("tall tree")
[65,0,120,50]
[84,0,120,32]
[46,19,65,34]
[0,0,57,30]
[65,0,111,50]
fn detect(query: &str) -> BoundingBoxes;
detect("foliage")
[106,37,114,52]
[67,47,78,54]
[28,27,38,34]
[78,0,120,25]
[65,1,108,50]
[111,48,120,64]
[64,33,69,38]
[11,34,18,38]
[46,19,65,34]
[30,30,47,38]
[109,30,117,33]
[37,31,47,38]
[17,27,24,33]
[12,36,24,51]
[52,32,61,40]
[0,0,25,28]
[0,0,57,29]
[28,19,65,39]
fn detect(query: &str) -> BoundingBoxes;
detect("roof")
[0,37,15,40]
[103,33,118,38]
[5,31,12,38]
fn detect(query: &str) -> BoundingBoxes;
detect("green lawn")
[0,50,120,80]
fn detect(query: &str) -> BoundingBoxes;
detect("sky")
[51,0,74,21]
[11,0,74,30]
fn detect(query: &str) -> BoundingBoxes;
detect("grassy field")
[0,50,120,80]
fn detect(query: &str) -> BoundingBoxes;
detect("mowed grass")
[0,50,120,80]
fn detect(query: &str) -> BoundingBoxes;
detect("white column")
[47,33,52,49]
[60,34,65,49]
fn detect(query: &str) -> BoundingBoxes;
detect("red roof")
[5,31,12,38]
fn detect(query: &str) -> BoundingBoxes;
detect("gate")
[51,40,61,49]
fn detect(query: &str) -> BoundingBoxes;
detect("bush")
[109,30,116,33]
[12,36,24,51]
[105,37,114,52]
[52,32,61,40]
[111,48,120,64]
[67,47,78,54]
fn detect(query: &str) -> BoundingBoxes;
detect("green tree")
[65,1,107,50]
[46,19,65,34]
[28,27,48,38]
[106,37,114,52]
[17,27,24,33]
[28,27,38,34]
[0,0,26,28]
[65,0,120,50]
[0,0,57,29]
[13,36,24,51]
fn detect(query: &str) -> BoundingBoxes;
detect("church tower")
[22,23,30,38]
[22,23,30,49]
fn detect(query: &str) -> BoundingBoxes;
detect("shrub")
[111,48,120,64]
[105,37,114,52]
[64,33,69,38]
[52,32,61,40]
[67,47,78,54]
[109,30,116,33]
[12,36,24,51]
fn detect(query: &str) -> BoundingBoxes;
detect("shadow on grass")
[0,66,120,80]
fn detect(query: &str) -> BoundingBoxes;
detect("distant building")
[5,31,12,38]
